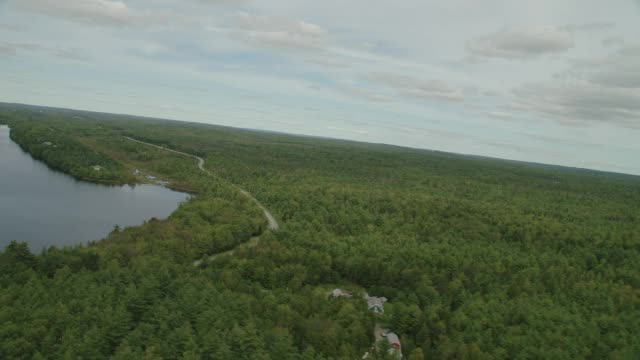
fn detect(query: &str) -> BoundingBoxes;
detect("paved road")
[124,136,279,231]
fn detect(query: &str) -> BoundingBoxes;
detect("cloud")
[230,12,328,50]
[509,44,640,127]
[343,88,392,103]
[481,140,537,154]
[0,44,17,56]
[14,0,133,25]
[587,46,640,88]
[485,111,516,121]
[482,90,501,97]
[566,45,640,88]
[512,81,640,127]
[466,26,574,59]
[140,43,170,56]
[370,72,464,101]
[195,0,249,5]
[589,68,640,89]
[0,23,23,32]
[0,41,90,61]
[560,22,615,32]
[306,57,348,68]
[50,47,91,61]
[602,36,624,47]
[1,42,45,51]
[326,125,369,135]
[0,42,45,57]
[10,0,191,27]
[235,12,326,37]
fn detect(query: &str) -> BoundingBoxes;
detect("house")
[387,333,402,358]
[386,333,401,350]
[366,296,387,313]
[378,331,402,358]
[328,288,352,299]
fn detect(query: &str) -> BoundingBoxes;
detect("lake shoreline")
[3,124,198,194]
[0,125,189,251]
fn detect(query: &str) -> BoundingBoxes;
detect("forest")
[1,103,639,359]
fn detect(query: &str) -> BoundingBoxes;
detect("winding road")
[126,137,395,355]
[124,136,279,231]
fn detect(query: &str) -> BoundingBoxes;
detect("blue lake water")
[0,125,188,251]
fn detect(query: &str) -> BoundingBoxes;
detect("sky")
[1,0,639,175]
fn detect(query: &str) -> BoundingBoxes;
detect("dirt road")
[124,136,279,231]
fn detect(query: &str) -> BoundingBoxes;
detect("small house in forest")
[386,333,401,350]
[386,333,402,358]
[366,296,387,313]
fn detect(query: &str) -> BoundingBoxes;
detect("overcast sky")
[1,0,639,175]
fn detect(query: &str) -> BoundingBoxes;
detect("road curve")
[124,136,279,231]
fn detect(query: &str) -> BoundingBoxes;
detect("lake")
[0,125,189,251]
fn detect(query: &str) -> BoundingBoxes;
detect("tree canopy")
[1,104,639,359]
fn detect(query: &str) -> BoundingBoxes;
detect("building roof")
[366,296,388,310]
[387,333,400,346]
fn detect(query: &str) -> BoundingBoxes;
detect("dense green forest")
[1,103,639,359]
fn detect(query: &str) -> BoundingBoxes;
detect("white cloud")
[230,12,327,50]
[234,12,326,36]
[9,0,194,27]
[14,0,132,25]
[467,26,574,59]
[560,22,615,32]
[239,31,321,49]
[306,57,348,68]
[370,72,464,102]
[485,111,516,121]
